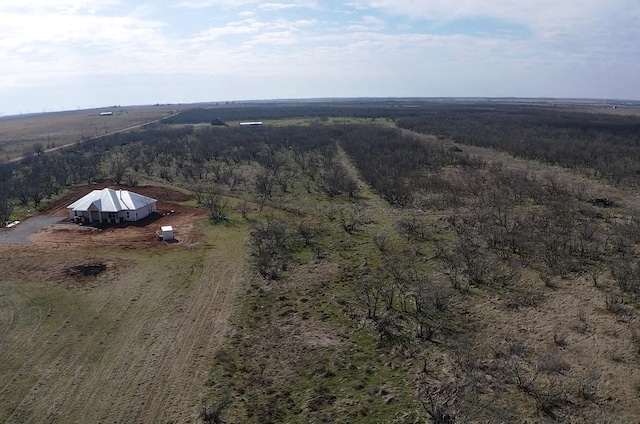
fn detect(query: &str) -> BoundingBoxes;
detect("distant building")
[100,111,113,116]
[211,117,226,126]
[67,188,157,224]
[239,121,263,126]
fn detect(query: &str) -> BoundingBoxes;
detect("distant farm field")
[0,104,188,162]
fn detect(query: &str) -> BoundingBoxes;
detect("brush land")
[1,99,640,423]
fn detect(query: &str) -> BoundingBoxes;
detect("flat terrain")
[0,105,189,162]
[3,100,640,422]
[0,186,248,423]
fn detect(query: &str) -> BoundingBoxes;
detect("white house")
[67,188,157,224]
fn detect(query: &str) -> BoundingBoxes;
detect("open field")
[0,186,248,423]
[2,100,640,422]
[0,104,190,162]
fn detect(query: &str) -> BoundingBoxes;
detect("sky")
[0,0,639,115]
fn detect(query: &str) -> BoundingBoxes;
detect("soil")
[30,184,207,249]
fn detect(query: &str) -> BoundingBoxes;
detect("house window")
[126,211,130,218]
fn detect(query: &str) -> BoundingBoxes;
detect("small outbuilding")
[161,226,174,241]
[67,188,157,224]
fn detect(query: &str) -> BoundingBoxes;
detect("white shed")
[161,225,174,241]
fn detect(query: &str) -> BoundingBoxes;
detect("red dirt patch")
[31,184,207,249]
[39,183,193,217]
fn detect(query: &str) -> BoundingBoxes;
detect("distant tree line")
[0,123,363,225]
[396,105,640,187]
[337,125,478,206]
[163,102,422,124]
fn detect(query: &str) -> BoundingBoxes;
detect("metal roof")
[67,188,156,212]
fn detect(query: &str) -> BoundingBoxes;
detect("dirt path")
[1,224,247,423]
[334,140,385,207]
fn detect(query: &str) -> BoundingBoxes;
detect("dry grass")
[0,104,189,162]
[0,210,248,423]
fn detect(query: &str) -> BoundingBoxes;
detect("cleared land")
[0,186,247,423]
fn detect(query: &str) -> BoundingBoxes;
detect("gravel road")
[0,217,62,245]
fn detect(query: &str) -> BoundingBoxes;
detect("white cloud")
[346,15,386,31]
[177,0,319,10]
[0,0,122,13]
[349,0,640,71]
[177,0,257,9]
[191,19,266,42]
[0,0,638,115]
[189,17,315,45]
[0,11,166,57]
[259,3,301,11]
[352,0,640,38]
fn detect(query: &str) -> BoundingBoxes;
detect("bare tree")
[254,169,277,200]
[249,219,292,280]
[196,186,231,223]
[356,277,384,319]
[107,147,129,184]
[238,200,252,220]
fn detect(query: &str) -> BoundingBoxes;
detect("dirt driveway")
[0,217,62,245]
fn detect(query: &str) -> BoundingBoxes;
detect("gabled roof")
[67,188,156,212]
